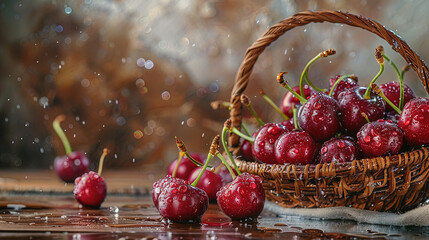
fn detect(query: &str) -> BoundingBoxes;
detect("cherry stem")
[52,115,72,155]
[299,50,334,95]
[259,89,289,120]
[216,153,236,180]
[364,48,385,99]
[328,75,354,97]
[277,72,307,104]
[401,65,410,81]
[171,151,185,178]
[175,137,206,167]
[222,124,242,175]
[231,128,254,143]
[241,123,251,137]
[371,83,402,114]
[191,135,219,187]
[210,101,231,110]
[381,52,405,110]
[97,148,109,176]
[361,112,370,123]
[292,106,299,130]
[241,95,264,126]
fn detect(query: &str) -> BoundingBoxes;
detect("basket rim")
[227,10,429,173]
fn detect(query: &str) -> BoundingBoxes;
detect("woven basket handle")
[229,10,429,148]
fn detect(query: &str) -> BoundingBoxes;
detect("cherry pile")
[237,47,428,165]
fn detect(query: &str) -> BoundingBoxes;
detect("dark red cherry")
[379,81,415,112]
[298,92,341,142]
[385,111,400,123]
[217,173,265,220]
[240,138,254,161]
[157,180,208,223]
[398,97,429,146]
[280,85,313,118]
[357,119,404,157]
[54,151,90,183]
[329,75,359,101]
[318,138,360,164]
[152,176,187,209]
[188,168,223,201]
[73,171,107,208]
[167,153,204,180]
[338,86,386,135]
[274,130,316,165]
[216,165,235,186]
[252,123,288,164]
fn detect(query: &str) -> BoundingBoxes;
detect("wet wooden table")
[0,170,428,239]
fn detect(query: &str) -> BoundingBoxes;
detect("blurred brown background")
[0,0,428,171]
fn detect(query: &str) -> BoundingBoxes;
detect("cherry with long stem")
[299,49,336,95]
[377,45,405,109]
[364,48,384,99]
[191,135,219,187]
[259,89,289,121]
[277,72,307,104]
[241,94,264,126]
[371,84,402,114]
[328,74,355,97]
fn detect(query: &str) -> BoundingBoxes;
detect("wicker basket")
[227,10,429,212]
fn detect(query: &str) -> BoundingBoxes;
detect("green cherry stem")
[401,65,410,82]
[191,135,219,187]
[277,72,307,104]
[52,114,72,155]
[292,106,299,130]
[378,45,405,110]
[175,137,207,168]
[171,151,185,178]
[216,152,236,180]
[259,89,289,121]
[361,112,370,123]
[97,148,109,176]
[241,95,264,126]
[241,122,251,137]
[328,74,355,97]
[231,128,254,142]
[364,48,384,99]
[371,83,402,114]
[222,119,242,175]
[299,49,335,96]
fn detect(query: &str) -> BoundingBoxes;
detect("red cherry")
[252,123,288,164]
[274,130,316,165]
[157,180,208,223]
[357,119,404,157]
[280,85,313,118]
[167,153,204,180]
[318,138,360,164]
[338,86,386,135]
[379,81,415,112]
[152,175,187,209]
[280,119,296,131]
[240,139,254,161]
[217,173,265,220]
[298,92,341,142]
[54,151,90,183]
[73,171,107,208]
[329,75,359,101]
[398,97,429,146]
[188,168,223,201]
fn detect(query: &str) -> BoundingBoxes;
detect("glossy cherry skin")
[329,75,359,101]
[54,151,90,183]
[274,130,316,165]
[73,171,107,208]
[338,86,386,135]
[280,85,313,118]
[240,140,254,161]
[217,173,265,220]
[281,119,296,131]
[398,97,429,146]
[188,168,223,201]
[167,153,204,180]
[152,175,187,209]
[298,92,341,142]
[357,119,404,157]
[318,138,360,164]
[252,123,288,164]
[379,81,415,112]
[157,181,208,223]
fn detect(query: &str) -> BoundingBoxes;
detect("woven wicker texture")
[228,10,429,212]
